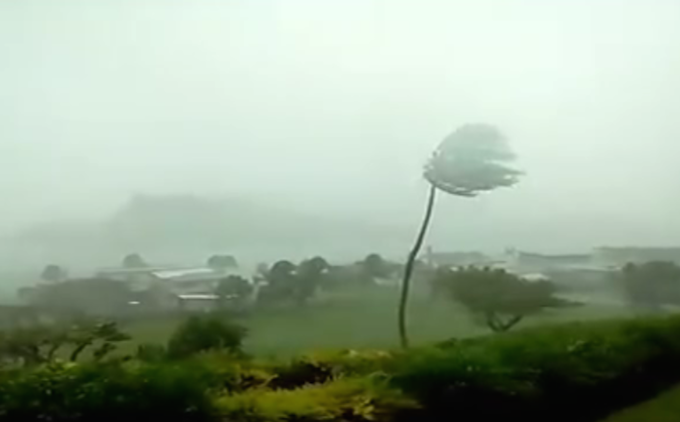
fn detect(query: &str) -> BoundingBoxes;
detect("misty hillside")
[105,194,410,248]
[5,194,412,269]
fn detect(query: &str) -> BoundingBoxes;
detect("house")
[95,266,251,293]
[425,249,494,268]
[176,293,221,312]
[94,266,254,311]
[509,251,593,272]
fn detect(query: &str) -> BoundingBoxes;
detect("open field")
[122,286,636,357]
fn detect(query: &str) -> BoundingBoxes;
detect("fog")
[2,0,680,269]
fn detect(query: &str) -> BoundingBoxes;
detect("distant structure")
[91,265,254,312]
[425,247,496,268]
[511,251,593,272]
[593,247,680,266]
[95,266,249,292]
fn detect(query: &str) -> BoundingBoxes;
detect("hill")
[4,194,411,269]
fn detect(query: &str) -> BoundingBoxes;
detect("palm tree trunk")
[398,183,437,349]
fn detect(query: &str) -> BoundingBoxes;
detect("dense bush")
[167,314,247,359]
[0,361,217,421]
[391,316,680,422]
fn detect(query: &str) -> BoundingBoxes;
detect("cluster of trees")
[432,266,570,332]
[620,261,680,310]
[253,253,405,307]
[0,313,246,368]
[256,257,330,306]
[22,278,135,317]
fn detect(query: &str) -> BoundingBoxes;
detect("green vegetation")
[399,124,523,348]
[5,254,680,421]
[121,286,629,357]
[3,312,680,421]
[433,266,573,332]
[0,321,130,365]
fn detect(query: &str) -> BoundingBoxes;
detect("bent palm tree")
[398,124,522,348]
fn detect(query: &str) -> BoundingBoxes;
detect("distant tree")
[267,260,297,288]
[362,254,390,279]
[399,124,523,348]
[28,278,135,317]
[0,321,130,366]
[294,256,330,305]
[215,275,253,309]
[434,266,568,333]
[122,253,147,269]
[166,314,246,359]
[255,262,269,279]
[66,321,131,362]
[0,325,61,365]
[620,261,680,310]
[207,254,239,271]
[254,260,297,305]
[322,264,360,291]
[40,264,67,283]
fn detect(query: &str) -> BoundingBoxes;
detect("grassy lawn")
[122,286,635,357]
[602,385,680,422]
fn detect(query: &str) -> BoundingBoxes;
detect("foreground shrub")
[0,361,217,421]
[217,377,417,422]
[391,316,680,422]
[167,314,247,359]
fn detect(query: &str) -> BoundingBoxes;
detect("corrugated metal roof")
[151,268,217,279]
[177,293,220,300]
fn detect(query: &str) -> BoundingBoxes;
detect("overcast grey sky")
[1,0,680,251]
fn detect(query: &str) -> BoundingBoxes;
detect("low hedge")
[3,316,680,421]
[391,316,680,421]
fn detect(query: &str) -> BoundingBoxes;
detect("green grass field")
[122,286,635,357]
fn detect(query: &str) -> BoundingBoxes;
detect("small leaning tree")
[434,266,569,333]
[398,124,523,348]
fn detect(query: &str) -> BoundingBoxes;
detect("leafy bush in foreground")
[0,361,216,421]
[391,316,680,422]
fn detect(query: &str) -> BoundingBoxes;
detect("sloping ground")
[602,385,680,422]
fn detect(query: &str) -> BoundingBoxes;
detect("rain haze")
[1,0,680,271]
